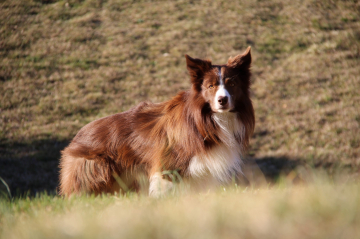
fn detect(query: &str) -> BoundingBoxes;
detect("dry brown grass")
[0,0,360,193]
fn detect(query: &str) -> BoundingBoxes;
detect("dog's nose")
[218,96,228,106]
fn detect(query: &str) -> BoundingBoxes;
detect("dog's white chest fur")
[188,112,245,183]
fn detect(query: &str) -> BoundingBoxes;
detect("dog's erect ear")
[185,54,212,85]
[227,46,251,69]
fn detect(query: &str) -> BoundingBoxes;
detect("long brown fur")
[59,47,255,196]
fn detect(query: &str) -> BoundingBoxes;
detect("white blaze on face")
[215,67,231,112]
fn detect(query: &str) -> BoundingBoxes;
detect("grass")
[0,0,360,237]
[1,174,360,239]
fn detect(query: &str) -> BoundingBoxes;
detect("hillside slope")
[1,0,359,193]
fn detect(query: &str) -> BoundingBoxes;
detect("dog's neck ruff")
[189,112,245,183]
[212,112,245,149]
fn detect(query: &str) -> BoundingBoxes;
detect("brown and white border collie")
[59,47,255,197]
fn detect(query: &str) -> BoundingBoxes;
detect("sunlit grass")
[1,174,360,239]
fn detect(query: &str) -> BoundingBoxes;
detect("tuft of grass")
[0,177,12,200]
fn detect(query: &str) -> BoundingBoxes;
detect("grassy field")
[0,0,360,237]
[1,177,360,239]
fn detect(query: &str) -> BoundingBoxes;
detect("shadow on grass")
[4,136,342,197]
[1,136,306,197]
[0,138,69,197]
[253,156,304,183]
[0,136,308,197]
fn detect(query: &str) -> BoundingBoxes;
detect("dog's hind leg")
[59,153,114,196]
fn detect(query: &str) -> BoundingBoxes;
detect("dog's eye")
[227,81,235,87]
[208,85,214,89]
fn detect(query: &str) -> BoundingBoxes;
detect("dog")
[59,47,255,197]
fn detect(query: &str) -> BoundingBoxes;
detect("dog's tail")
[59,149,114,196]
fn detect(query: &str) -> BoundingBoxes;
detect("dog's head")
[185,47,252,113]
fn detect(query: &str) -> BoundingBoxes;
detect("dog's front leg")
[149,172,173,197]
